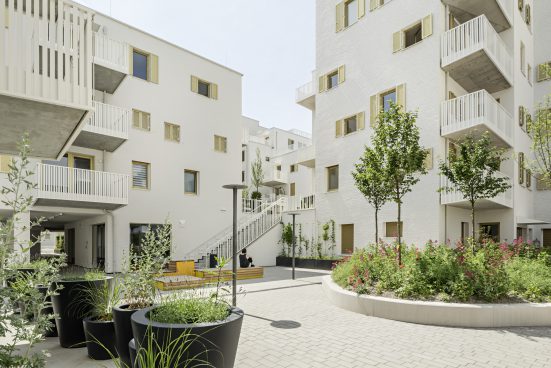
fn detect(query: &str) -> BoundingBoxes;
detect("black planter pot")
[129,339,137,368]
[51,277,110,348]
[113,304,139,367]
[83,317,118,360]
[131,306,244,368]
[276,256,340,270]
[37,285,58,338]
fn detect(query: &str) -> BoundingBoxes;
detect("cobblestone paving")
[42,267,551,368]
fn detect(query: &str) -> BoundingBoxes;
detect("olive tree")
[250,148,264,200]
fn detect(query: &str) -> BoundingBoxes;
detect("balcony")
[441,15,513,94]
[440,172,513,209]
[442,0,512,32]
[296,71,316,110]
[35,164,129,210]
[93,32,130,94]
[441,90,513,147]
[73,101,130,152]
[297,145,315,168]
[287,194,315,211]
[0,0,93,159]
[262,169,287,187]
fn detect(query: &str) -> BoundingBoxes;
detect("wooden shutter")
[519,152,525,185]
[519,106,525,128]
[525,4,531,25]
[422,14,433,39]
[335,120,344,137]
[0,155,12,173]
[369,0,378,11]
[370,94,379,126]
[191,76,199,93]
[132,162,149,189]
[424,148,433,170]
[164,123,171,140]
[358,0,366,18]
[518,0,524,11]
[129,47,134,75]
[143,112,151,130]
[290,183,296,196]
[526,169,532,188]
[393,31,403,53]
[210,83,218,100]
[149,54,159,83]
[396,84,406,109]
[338,65,345,84]
[318,74,326,93]
[222,137,227,152]
[336,2,345,32]
[357,111,365,130]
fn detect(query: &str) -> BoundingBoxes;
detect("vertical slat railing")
[93,31,129,73]
[86,101,130,138]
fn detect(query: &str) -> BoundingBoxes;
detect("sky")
[76,0,316,133]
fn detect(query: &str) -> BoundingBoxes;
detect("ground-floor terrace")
[19,267,551,368]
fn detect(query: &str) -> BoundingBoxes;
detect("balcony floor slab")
[444,0,511,32]
[35,198,126,210]
[73,130,127,152]
[94,63,127,94]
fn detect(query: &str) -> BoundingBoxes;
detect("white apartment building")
[293,0,551,253]
[0,0,244,272]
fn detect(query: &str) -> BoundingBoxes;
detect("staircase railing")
[185,197,286,265]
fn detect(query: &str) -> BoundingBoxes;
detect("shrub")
[150,298,229,324]
[506,254,551,302]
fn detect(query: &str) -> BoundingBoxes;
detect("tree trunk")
[397,201,402,265]
[375,209,379,246]
[471,200,476,253]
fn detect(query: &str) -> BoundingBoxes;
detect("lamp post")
[223,184,247,307]
[286,212,300,280]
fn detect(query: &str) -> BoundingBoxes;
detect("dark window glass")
[133,51,148,80]
[198,81,210,97]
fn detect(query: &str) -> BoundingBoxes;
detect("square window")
[132,161,150,189]
[327,71,339,90]
[327,165,339,191]
[214,135,227,153]
[198,80,210,97]
[404,22,422,48]
[344,115,357,135]
[385,222,403,237]
[164,122,180,142]
[133,51,148,80]
[132,109,151,131]
[345,0,358,27]
[381,89,397,112]
[184,170,198,194]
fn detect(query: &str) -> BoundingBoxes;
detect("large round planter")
[322,275,551,328]
[113,304,139,367]
[83,317,118,360]
[131,306,244,368]
[51,277,110,348]
[38,285,58,337]
[129,339,137,368]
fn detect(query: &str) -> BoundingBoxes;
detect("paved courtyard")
[40,267,551,368]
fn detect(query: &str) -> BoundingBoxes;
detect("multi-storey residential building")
[294,0,551,253]
[0,0,243,272]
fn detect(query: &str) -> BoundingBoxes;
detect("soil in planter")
[83,317,118,360]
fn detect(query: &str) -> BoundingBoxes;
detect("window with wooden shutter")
[319,74,327,93]
[518,152,525,185]
[369,0,385,12]
[132,161,150,189]
[191,76,218,99]
[526,169,532,189]
[0,155,12,173]
[385,222,403,237]
[357,111,365,130]
[327,165,339,191]
[164,122,180,142]
[537,62,551,82]
[132,109,151,131]
[130,47,158,83]
[525,4,531,26]
[214,135,227,153]
[393,15,432,53]
[392,31,404,53]
[184,170,199,194]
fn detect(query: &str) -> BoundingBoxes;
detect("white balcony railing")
[440,171,513,208]
[287,194,315,211]
[441,90,513,145]
[0,0,93,107]
[441,15,513,85]
[296,80,315,102]
[86,101,130,139]
[35,164,129,205]
[93,32,130,73]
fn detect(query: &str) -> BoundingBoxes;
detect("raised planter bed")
[276,256,339,271]
[322,275,551,328]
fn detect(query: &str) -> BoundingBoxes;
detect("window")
[184,170,198,194]
[132,161,150,189]
[537,62,551,82]
[385,222,403,237]
[528,64,532,84]
[525,4,531,26]
[130,223,171,256]
[242,150,245,162]
[290,183,296,196]
[404,22,423,48]
[191,76,218,99]
[132,50,148,80]
[448,13,460,30]
[242,171,245,183]
[448,91,457,100]
[479,223,500,242]
[526,169,532,189]
[276,165,282,171]
[319,66,345,92]
[132,109,151,131]
[345,0,358,27]
[345,115,357,134]
[131,48,158,83]
[288,139,295,149]
[214,135,227,153]
[520,42,526,75]
[327,165,339,191]
[290,164,298,173]
[393,15,432,53]
[519,152,525,185]
[327,71,339,90]
[265,157,270,162]
[0,155,12,173]
[164,122,180,142]
[381,89,397,112]
[341,224,354,254]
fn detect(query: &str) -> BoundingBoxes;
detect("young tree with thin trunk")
[439,132,511,247]
[375,103,427,265]
[250,148,264,199]
[352,146,391,244]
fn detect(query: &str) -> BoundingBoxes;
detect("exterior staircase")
[185,197,286,268]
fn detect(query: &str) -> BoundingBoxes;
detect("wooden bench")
[156,267,264,291]
[195,267,264,282]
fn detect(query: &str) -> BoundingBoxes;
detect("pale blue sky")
[77,0,316,132]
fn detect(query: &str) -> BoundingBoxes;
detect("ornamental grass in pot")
[131,257,244,368]
[113,223,172,368]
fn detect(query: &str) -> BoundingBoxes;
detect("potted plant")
[113,223,171,367]
[82,278,123,360]
[51,269,109,348]
[131,257,244,368]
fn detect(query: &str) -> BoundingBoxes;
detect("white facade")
[293,0,551,253]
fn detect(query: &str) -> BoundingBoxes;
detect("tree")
[250,148,264,199]
[529,94,551,187]
[375,103,427,265]
[352,146,391,244]
[439,132,511,246]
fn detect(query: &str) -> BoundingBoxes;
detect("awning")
[516,217,551,225]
